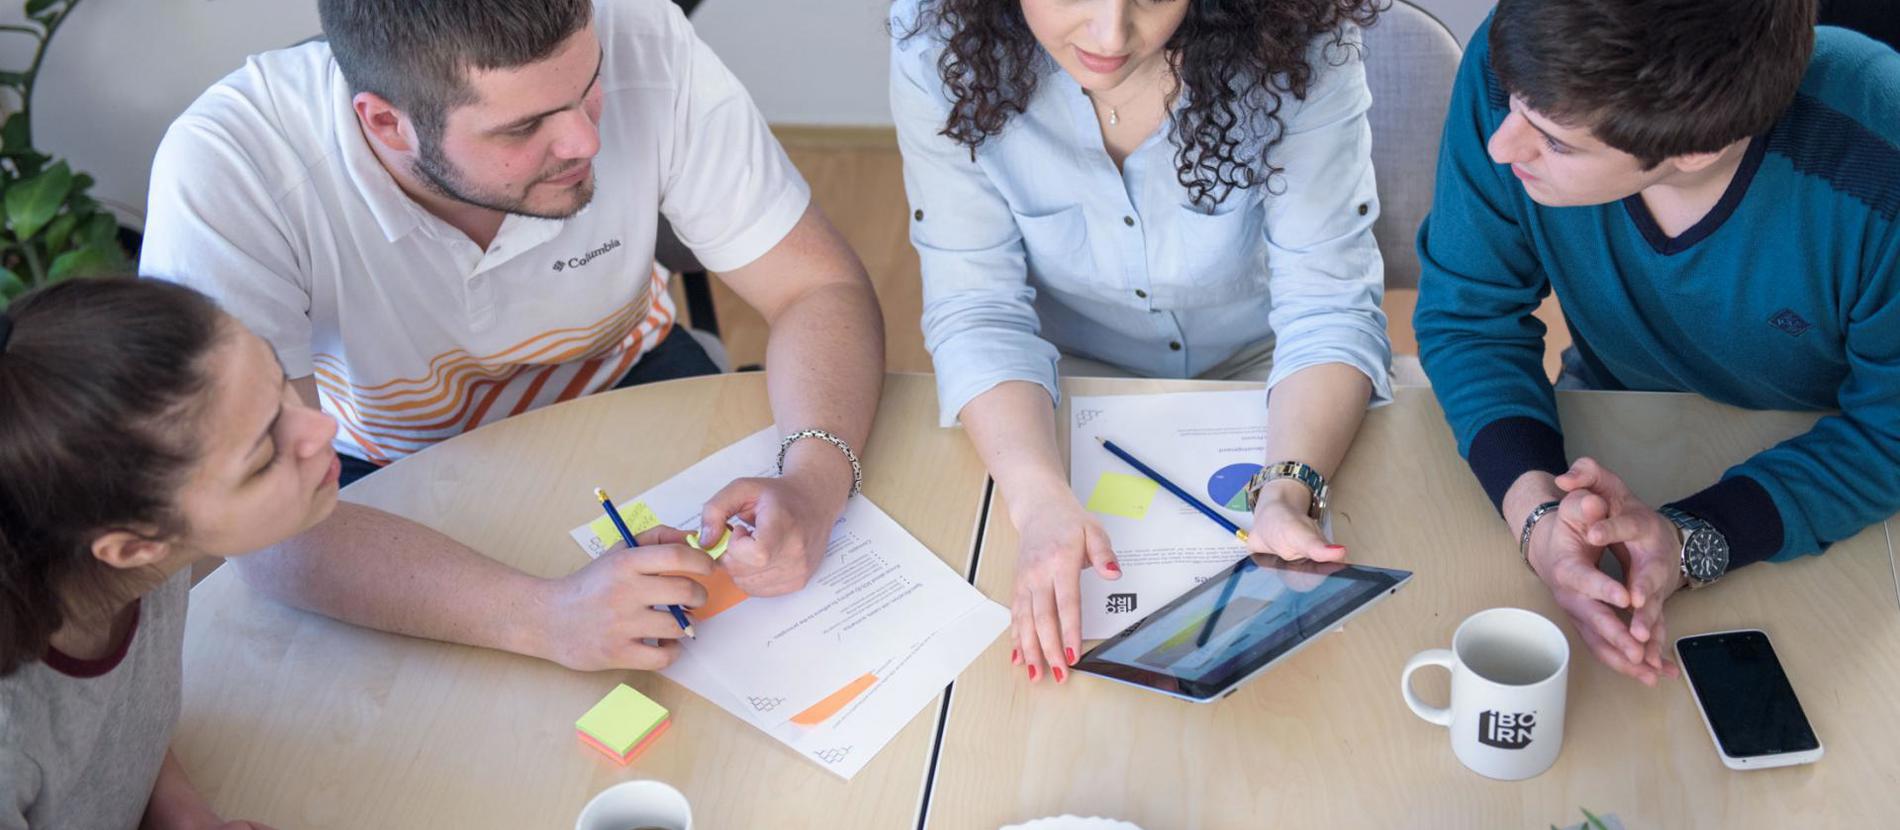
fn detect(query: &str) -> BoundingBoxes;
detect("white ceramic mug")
[1401,607,1570,780]
[574,780,693,830]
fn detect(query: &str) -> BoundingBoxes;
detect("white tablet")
[1074,556,1412,702]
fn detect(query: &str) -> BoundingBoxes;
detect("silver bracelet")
[1518,500,1561,572]
[775,429,863,499]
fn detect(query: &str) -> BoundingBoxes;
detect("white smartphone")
[1674,629,1823,770]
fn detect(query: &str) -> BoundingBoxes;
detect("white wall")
[0,0,1494,229]
[0,1,322,230]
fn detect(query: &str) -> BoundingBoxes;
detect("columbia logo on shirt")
[552,237,623,272]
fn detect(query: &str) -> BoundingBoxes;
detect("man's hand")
[1525,486,1671,684]
[537,526,712,671]
[1555,457,1688,680]
[698,469,848,597]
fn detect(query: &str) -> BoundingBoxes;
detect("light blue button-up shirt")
[892,1,1392,426]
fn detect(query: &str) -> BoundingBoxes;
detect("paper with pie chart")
[568,427,1005,778]
[1071,389,1268,639]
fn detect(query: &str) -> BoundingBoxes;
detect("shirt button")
[1169,341,1182,351]
[1357,203,1369,216]
[1123,215,1136,227]
[1134,289,1147,299]
[914,209,924,221]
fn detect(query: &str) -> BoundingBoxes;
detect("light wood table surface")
[175,373,988,829]
[926,381,1900,829]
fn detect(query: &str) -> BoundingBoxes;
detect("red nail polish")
[1065,647,1077,664]
[1010,648,1021,665]
[1104,561,1121,574]
[1027,665,1039,682]
[1053,666,1066,683]
[1325,545,1346,551]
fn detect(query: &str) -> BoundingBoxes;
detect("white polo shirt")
[143,0,810,463]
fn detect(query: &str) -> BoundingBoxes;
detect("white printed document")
[568,427,1006,778]
[1069,389,1268,638]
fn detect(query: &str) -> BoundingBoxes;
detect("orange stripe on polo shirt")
[322,268,673,461]
[312,288,657,430]
[318,293,642,398]
[460,376,512,433]
[311,298,644,416]
[508,364,563,417]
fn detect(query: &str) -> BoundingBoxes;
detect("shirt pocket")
[1012,204,1096,294]
[1153,201,1266,308]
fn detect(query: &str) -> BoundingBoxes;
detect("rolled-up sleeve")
[1261,30,1393,407]
[890,28,1061,427]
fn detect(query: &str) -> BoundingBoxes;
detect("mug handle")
[1401,648,1456,727]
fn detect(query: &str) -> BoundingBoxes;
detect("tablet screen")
[1078,557,1411,700]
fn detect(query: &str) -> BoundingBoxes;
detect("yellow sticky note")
[1086,472,1159,520]
[575,683,669,755]
[589,500,662,548]
[686,529,731,560]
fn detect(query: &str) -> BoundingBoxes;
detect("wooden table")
[175,373,988,829]
[926,381,1900,829]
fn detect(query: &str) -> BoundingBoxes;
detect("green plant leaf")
[1581,808,1608,830]
[4,159,70,240]
[46,239,127,283]
[0,71,25,87]
[70,171,92,192]
[41,210,75,253]
[78,211,114,247]
[0,112,28,156]
[24,0,60,14]
[0,265,24,302]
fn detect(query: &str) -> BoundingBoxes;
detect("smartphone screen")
[1677,630,1820,758]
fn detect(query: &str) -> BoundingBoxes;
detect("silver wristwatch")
[1658,506,1730,588]
[1243,461,1329,520]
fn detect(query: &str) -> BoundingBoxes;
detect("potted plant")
[0,0,132,309]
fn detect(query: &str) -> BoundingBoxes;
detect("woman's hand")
[1245,478,1345,562]
[1008,490,1119,685]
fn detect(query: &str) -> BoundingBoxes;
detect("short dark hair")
[319,0,594,141]
[0,278,225,675]
[1490,0,1817,167]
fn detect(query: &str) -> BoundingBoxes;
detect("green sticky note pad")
[1086,472,1159,520]
[576,683,669,755]
[588,500,662,548]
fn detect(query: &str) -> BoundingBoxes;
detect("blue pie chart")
[1207,463,1262,513]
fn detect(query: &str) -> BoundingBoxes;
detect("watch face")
[1684,529,1730,582]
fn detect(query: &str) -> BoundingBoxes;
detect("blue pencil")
[1096,437,1250,543]
[595,488,696,639]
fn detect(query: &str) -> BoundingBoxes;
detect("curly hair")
[903,0,1382,209]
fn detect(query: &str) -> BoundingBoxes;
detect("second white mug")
[1401,607,1570,780]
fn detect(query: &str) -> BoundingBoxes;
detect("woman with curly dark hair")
[892,0,1393,685]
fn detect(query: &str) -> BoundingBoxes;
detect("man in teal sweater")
[1415,0,1900,684]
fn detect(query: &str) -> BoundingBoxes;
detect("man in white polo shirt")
[141,0,884,672]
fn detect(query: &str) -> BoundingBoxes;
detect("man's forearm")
[763,280,884,496]
[232,500,557,659]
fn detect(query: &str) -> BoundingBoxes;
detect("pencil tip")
[1094,436,1106,444]
[685,626,697,639]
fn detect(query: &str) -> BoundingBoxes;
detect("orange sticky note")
[790,673,878,726]
[685,565,748,620]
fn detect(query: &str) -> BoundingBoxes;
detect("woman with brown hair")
[893,0,1392,685]
[0,278,341,828]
